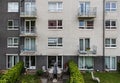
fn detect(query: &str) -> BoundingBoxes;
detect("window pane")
[105,57,110,69]
[8,21,13,26]
[79,20,84,29]
[87,21,93,29]
[112,3,116,8]
[31,56,35,66]
[85,39,90,50]
[79,57,84,68]
[106,21,110,26]
[105,39,110,44]
[8,56,12,68]
[106,2,110,8]
[111,21,116,26]
[80,39,83,51]
[112,57,115,69]
[85,57,93,69]
[111,39,116,44]
[58,56,62,68]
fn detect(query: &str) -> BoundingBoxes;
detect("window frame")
[48,2,63,12]
[7,37,19,48]
[6,54,19,69]
[79,38,90,51]
[8,20,19,30]
[8,2,19,12]
[48,20,63,29]
[105,20,117,29]
[79,20,94,29]
[48,37,63,47]
[105,38,116,48]
[105,1,117,12]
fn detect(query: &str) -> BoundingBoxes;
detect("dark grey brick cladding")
[0,0,19,69]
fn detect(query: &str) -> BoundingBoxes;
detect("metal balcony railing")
[20,45,36,52]
[78,7,96,18]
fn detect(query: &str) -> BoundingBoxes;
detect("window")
[105,20,116,29]
[8,20,19,30]
[79,38,90,51]
[7,55,19,68]
[48,56,62,68]
[48,20,62,29]
[105,38,116,47]
[79,56,93,70]
[105,56,116,70]
[7,37,19,48]
[8,2,19,12]
[105,2,117,11]
[48,37,62,47]
[24,56,36,69]
[48,2,63,12]
[79,20,94,29]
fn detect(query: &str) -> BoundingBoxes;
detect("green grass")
[17,74,41,83]
[83,72,120,83]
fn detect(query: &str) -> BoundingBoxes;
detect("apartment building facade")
[0,0,120,71]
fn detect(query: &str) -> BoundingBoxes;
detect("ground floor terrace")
[2,55,120,71]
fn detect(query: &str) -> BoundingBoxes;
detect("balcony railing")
[78,47,97,54]
[20,27,37,37]
[78,7,96,18]
[20,45,36,55]
[20,7,37,18]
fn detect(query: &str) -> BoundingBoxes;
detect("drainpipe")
[103,0,105,71]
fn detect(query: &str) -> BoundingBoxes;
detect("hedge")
[68,60,84,83]
[0,61,24,83]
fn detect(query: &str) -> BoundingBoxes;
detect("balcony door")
[24,38,35,51]
[25,2,35,14]
[25,20,35,33]
[24,56,36,69]
[80,2,90,15]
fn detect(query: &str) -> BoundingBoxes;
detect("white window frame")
[79,20,94,29]
[105,56,116,70]
[105,20,117,29]
[7,37,19,48]
[6,54,19,69]
[79,38,90,52]
[48,20,63,29]
[8,2,19,12]
[8,20,19,30]
[105,38,116,48]
[48,2,63,12]
[48,37,63,47]
[105,1,117,12]
[78,56,94,70]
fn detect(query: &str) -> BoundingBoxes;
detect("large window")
[79,38,90,51]
[7,55,19,68]
[48,20,62,29]
[48,37,62,47]
[24,56,36,69]
[105,20,116,29]
[48,2,63,12]
[79,20,94,29]
[105,56,116,70]
[8,2,19,12]
[7,37,19,48]
[8,20,19,30]
[105,38,116,48]
[79,56,93,70]
[105,2,117,11]
[48,56,62,68]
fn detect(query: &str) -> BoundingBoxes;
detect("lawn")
[83,72,120,83]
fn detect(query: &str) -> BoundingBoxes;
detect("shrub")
[117,61,120,73]
[36,69,44,76]
[68,60,84,83]
[0,61,24,83]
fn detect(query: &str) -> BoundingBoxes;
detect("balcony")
[20,45,36,55]
[20,28,37,37]
[78,7,96,19]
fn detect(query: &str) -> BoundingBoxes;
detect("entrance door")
[80,2,90,15]
[48,56,62,68]
[24,56,36,69]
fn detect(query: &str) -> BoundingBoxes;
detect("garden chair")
[91,71,100,83]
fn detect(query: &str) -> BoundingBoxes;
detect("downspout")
[103,0,105,71]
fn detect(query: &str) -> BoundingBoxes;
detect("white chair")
[91,71,100,83]
[42,66,46,72]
